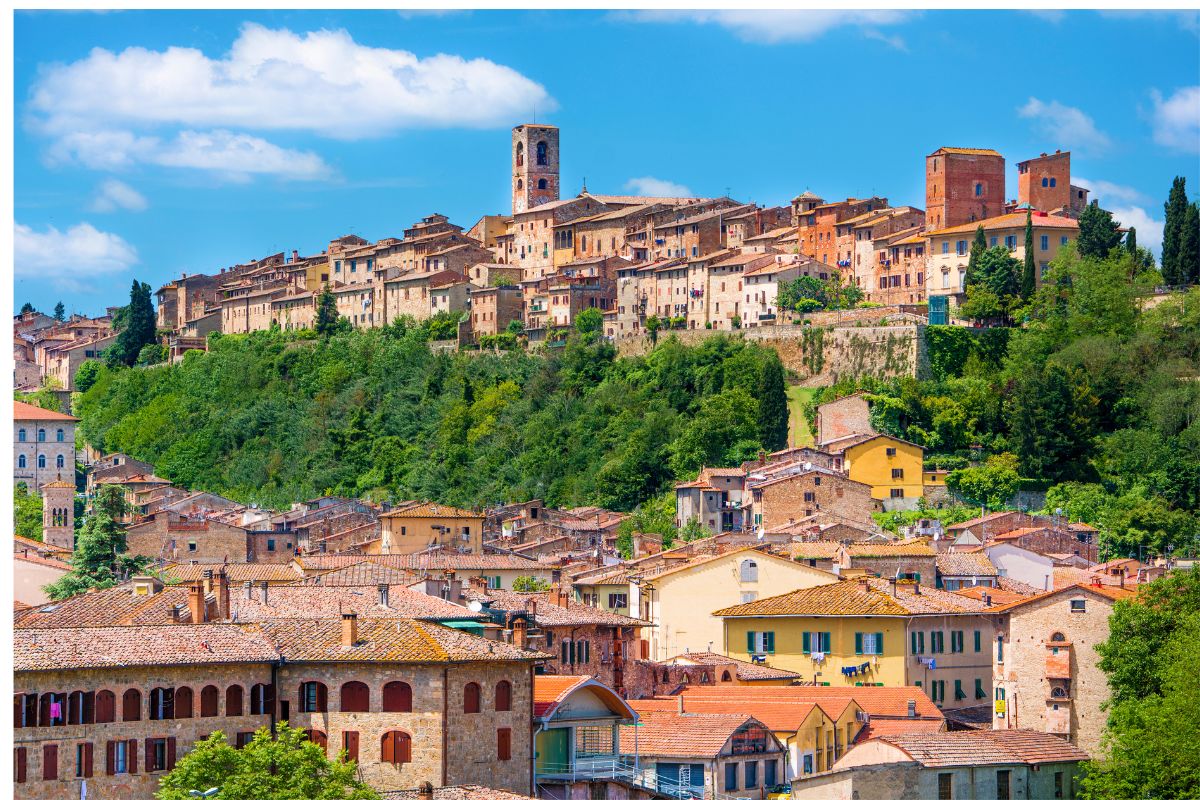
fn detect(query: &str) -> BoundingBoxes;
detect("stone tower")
[1017,150,1071,213]
[41,477,75,551]
[512,124,560,215]
[925,147,1006,231]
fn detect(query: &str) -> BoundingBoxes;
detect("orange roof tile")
[875,729,1088,767]
[13,400,77,422]
[929,212,1079,238]
[379,501,483,519]
[680,684,942,721]
[533,674,590,717]
[619,711,772,758]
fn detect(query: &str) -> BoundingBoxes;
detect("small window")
[890,488,905,499]
[1070,599,1086,613]
[463,682,481,714]
[18,428,25,442]
[495,681,512,712]
[56,429,64,442]
[382,682,412,713]
[497,727,512,761]
[381,730,412,764]
[37,429,46,442]
[886,447,897,456]
[891,468,904,479]
[939,772,953,800]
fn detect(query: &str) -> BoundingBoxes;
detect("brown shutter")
[343,731,358,762]
[163,689,174,721]
[398,732,411,763]
[15,747,27,783]
[174,687,193,719]
[145,738,154,773]
[83,742,94,777]
[106,741,115,775]
[95,691,115,724]
[43,743,58,780]
[127,740,138,774]
[200,686,218,717]
[83,691,95,724]
[167,737,177,770]
[13,695,22,728]
[381,731,394,764]
[498,728,511,761]
[316,683,328,712]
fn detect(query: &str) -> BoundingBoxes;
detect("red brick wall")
[926,152,1005,230]
[1017,151,1071,212]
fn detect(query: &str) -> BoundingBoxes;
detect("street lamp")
[189,790,219,798]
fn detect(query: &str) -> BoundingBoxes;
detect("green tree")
[1180,201,1200,285]
[111,280,156,367]
[1124,226,1137,258]
[1008,362,1099,483]
[505,318,524,336]
[756,354,789,451]
[1021,212,1036,300]
[575,307,604,339]
[512,576,553,592]
[423,310,460,341]
[14,483,43,541]
[645,314,662,344]
[156,724,378,800]
[136,342,166,366]
[44,485,148,599]
[966,225,988,286]
[73,360,103,393]
[19,302,35,315]
[1077,202,1123,259]
[945,454,1022,509]
[53,301,66,322]
[1161,176,1188,284]
[314,286,341,336]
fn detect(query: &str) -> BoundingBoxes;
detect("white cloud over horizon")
[1018,97,1112,156]
[1076,177,1165,257]
[89,179,148,212]
[625,176,693,198]
[624,10,912,46]
[1149,86,1200,154]
[15,222,139,290]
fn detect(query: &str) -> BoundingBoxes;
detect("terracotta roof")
[716,578,987,618]
[254,618,540,663]
[229,584,486,623]
[15,624,278,672]
[166,563,302,584]
[619,711,768,758]
[988,581,1138,613]
[996,576,1044,596]
[930,211,1079,238]
[294,561,415,586]
[682,685,942,720]
[946,511,1026,532]
[295,553,544,572]
[532,674,590,717]
[667,651,802,682]
[935,552,999,576]
[13,534,71,554]
[849,542,936,558]
[379,502,484,519]
[15,585,200,629]
[954,586,1030,606]
[1052,566,1094,589]
[855,718,945,741]
[631,697,821,734]
[383,787,536,800]
[993,526,1052,540]
[13,549,72,571]
[874,729,1088,767]
[932,147,1003,157]
[471,589,649,628]
[13,400,77,421]
[790,541,842,560]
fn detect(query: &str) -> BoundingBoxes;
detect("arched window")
[37,429,45,442]
[122,689,141,721]
[199,686,219,717]
[463,683,481,714]
[56,429,64,442]
[661,670,670,683]
[700,671,710,684]
[18,428,25,442]
[306,729,328,754]
[381,730,412,764]
[149,687,174,720]
[537,178,548,190]
[17,455,25,469]
[495,681,512,712]
[1050,178,1057,187]
[94,691,115,724]
[515,142,524,167]
[1042,177,1049,187]
[226,685,244,717]
[382,682,412,713]
[1051,687,1068,698]
[40,692,67,727]
[250,684,274,716]
[56,455,65,469]
[975,183,983,197]
[517,179,523,192]
[37,455,46,469]
[67,690,94,725]
[536,141,548,166]
[995,687,1006,701]
[340,681,369,713]
[174,686,193,719]
[721,670,733,682]
[300,681,327,713]
[1050,632,1066,642]
[739,559,758,583]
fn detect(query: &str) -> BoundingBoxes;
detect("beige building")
[14,401,77,494]
[380,502,486,554]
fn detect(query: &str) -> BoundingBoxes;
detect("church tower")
[42,477,75,551]
[512,124,560,215]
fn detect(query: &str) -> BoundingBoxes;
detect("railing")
[536,757,741,800]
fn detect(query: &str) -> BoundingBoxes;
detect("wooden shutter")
[316,683,328,713]
[341,682,368,713]
[83,691,95,724]
[15,747,27,783]
[397,732,411,763]
[43,743,58,780]
[381,731,394,764]
[855,632,863,655]
[83,742,94,777]
[167,737,177,770]
[876,633,884,655]
[163,688,175,720]
[106,742,115,775]
[127,740,138,773]
[497,728,511,761]
[801,631,810,654]
[464,683,480,714]
[383,682,412,713]
[13,695,22,728]
[145,739,155,773]
[174,687,193,719]
[123,689,141,721]
[200,686,218,717]
[343,731,359,762]
[227,685,243,716]
[495,681,511,712]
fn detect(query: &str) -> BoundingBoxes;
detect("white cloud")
[624,10,911,45]
[15,222,138,289]
[1149,86,1200,154]
[1072,177,1146,205]
[28,23,554,139]
[89,179,148,212]
[1108,205,1165,258]
[624,177,693,198]
[1018,97,1112,156]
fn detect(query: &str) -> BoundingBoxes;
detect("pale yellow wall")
[381,516,484,554]
[14,559,69,606]
[574,584,632,616]
[844,438,924,501]
[905,615,996,711]
[647,553,838,660]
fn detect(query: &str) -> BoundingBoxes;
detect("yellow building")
[716,578,994,710]
[379,501,485,554]
[824,434,924,505]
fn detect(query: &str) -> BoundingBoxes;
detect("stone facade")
[512,124,560,215]
[924,147,1005,231]
[749,469,879,530]
[815,395,873,447]
[125,514,254,563]
[14,404,77,494]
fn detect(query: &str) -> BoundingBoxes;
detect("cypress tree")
[756,354,790,451]
[115,280,155,366]
[1021,212,1037,299]
[1125,227,1137,257]
[314,286,340,336]
[1180,202,1200,285]
[966,225,988,287]
[1162,177,1188,284]
[53,301,65,322]
[19,302,34,315]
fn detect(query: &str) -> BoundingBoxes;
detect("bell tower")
[42,477,75,551]
[512,124,560,215]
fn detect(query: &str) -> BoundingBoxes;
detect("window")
[1070,599,1086,612]
[495,681,512,712]
[886,447,897,457]
[299,681,327,713]
[951,631,964,653]
[18,428,25,442]
[739,559,759,582]
[955,680,966,700]
[891,468,904,479]
[267,539,276,552]
[340,681,369,713]
[607,593,628,609]
[17,455,25,469]
[856,632,884,655]
[748,631,776,654]
[997,769,1011,800]
[911,631,925,654]
[536,141,548,166]
[56,428,64,442]
[803,491,816,503]
[1042,177,1049,187]
[1041,234,1049,251]
[976,678,987,700]
[149,687,174,720]
[226,685,244,716]
[1049,178,1057,188]
[744,760,758,789]
[382,681,412,712]
[938,772,953,800]
[43,743,58,780]
[764,759,777,787]
[990,236,998,247]
[725,762,738,791]
[75,742,94,778]
[145,737,175,772]
[974,630,982,653]
[956,240,967,256]
[381,730,412,764]
[497,727,512,761]
[56,454,65,469]
[174,686,193,719]
[890,488,905,499]
[67,690,94,724]
[37,455,45,469]
[1005,235,1017,249]
[342,731,359,763]
[1062,236,1070,247]
[974,183,982,197]
[1054,771,1064,798]
[307,729,328,754]
[37,429,46,442]
[942,242,950,255]
[801,631,830,655]
[200,685,219,717]
[122,689,141,721]
[463,682,481,713]
[931,631,945,653]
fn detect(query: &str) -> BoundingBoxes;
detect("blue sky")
[13,9,1200,315]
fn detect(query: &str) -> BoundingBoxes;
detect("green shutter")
[747,631,756,653]
[974,630,981,652]
[875,633,884,655]
[911,631,917,654]
[802,631,811,654]
[765,632,775,654]
[855,633,863,655]
[823,632,832,653]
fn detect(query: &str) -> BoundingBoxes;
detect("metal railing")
[535,757,744,800]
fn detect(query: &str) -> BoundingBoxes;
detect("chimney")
[187,584,206,623]
[889,577,897,597]
[244,580,254,599]
[984,593,992,607]
[907,699,916,718]
[512,616,528,649]
[418,782,434,800]
[677,694,685,713]
[913,582,921,595]
[378,583,390,608]
[292,249,299,262]
[215,569,230,620]
[342,612,359,647]
[858,577,871,592]
[202,569,214,595]
[260,580,269,606]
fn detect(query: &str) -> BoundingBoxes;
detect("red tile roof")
[15,624,278,672]
[876,729,1089,767]
[533,674,590,718]
[631,697,821,734]
[681,685,942,721]
[229,584,486,623]
[619,711,771,758]
[13,400,77,421]
[254,617,541,663]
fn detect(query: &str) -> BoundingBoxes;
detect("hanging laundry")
[860,662,870,673]
[49,700,62,720]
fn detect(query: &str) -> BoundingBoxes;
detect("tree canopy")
[110,280,157,367]
[45,485,148,599]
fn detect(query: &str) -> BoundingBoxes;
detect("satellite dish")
[467,600,484,613]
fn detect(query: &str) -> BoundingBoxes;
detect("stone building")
[795,197,888,270]
[1017,150,1075,214]
[814,394,873,447]
[14,617,540,798]
[43,333,117,391]
[469,285,524,339]
[747,467,880,531]
[511,124,560,215]
[924,147,1005,231]
[14,401,77,494]
[868,228,928,305]
[40,478,76,551]
[379,502,485,554]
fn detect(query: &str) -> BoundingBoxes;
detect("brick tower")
[1017,150,1071,213]
[41,477,75,551]
[512,124,560,215]
[925,147,1006,231]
